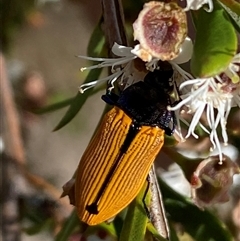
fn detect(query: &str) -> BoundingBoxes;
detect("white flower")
[169,53,240,163]
[77,43,137,93]
[78,1,190,92]
[78,38,193,93]
[184,0,213,12]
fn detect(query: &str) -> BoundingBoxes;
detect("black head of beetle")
[144,68,174,94]
[102,68,175,136]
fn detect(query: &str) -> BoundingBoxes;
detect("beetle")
[74,67,175,225]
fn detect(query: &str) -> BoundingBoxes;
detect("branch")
[102,0,128,56]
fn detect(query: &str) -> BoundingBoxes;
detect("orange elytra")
[74,68,175,225]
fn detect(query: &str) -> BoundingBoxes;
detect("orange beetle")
[74,68,175,225]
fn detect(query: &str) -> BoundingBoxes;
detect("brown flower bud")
[191,155,240,208]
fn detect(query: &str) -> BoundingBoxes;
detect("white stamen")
[77,43,140,93]
[170,52,240,162]
[170,61,193,80]
[179,78,205,91]
[169,79,209,111]
[79,71,122,93]
[185,103,206,139]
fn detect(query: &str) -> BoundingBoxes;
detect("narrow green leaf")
[191,0,237,77]
[35,84,106,115]
[34,97,74,114]
[53,20,105,131]
[87,17,105,57]
[24,219,53,235]
[84,222,118,239]
[54,211,80,241]
[112,214,125,238]
[165,199,233,241]
[158,178,234,241]
[168,223,180,241]
[147,223,169,241]
[119,182,149,241]
[53,68,102,131]
[93,222,118,238]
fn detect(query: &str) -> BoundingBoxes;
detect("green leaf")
[34,97,74,114]
[168,223,180,241]
[53,20,105,131]
[158,178,234,241]
[191,0,237,77]
[112,214,125,237]
[119,182,149,241]
[55,211,80,241]
[85,222,118,239]
[53,68,102,131]
[87,17,105,57]
[147,223,169,241]
[35,84,106,115]
[24,219,53,235]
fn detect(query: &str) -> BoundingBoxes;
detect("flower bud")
[191,155,240,208]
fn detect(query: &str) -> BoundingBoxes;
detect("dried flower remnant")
[169,53,240,163]
[191,155,240,208]
[132,1,187,62]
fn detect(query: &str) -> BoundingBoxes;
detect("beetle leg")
[142,178,151,219]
